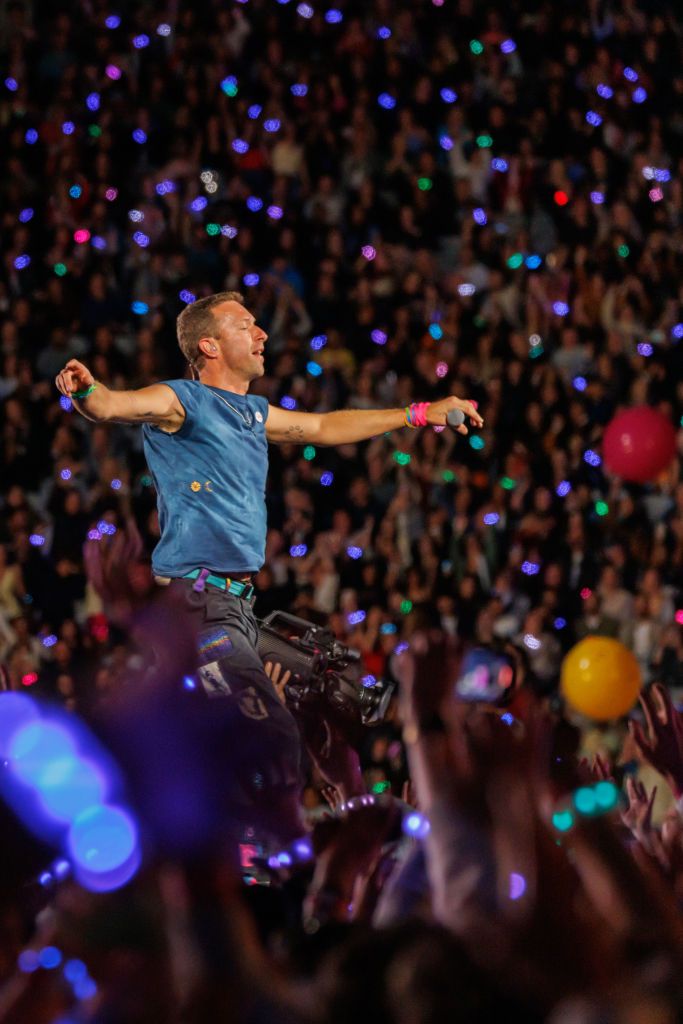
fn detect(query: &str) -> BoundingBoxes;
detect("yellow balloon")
[561,636,641,721]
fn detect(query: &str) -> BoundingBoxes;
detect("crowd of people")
[2,0,683,1019]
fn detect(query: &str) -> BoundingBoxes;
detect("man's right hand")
[55,359,95,397]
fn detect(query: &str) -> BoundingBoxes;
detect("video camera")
[255,611,394,728]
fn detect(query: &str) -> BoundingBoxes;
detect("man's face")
[210,300,268,381]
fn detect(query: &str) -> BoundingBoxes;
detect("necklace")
[208,387,254,428]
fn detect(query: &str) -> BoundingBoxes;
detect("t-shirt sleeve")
[155,379,201,435]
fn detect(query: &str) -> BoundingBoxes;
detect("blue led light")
[521,561,540,576]
[637,342,653,356]
[246,196,263,211]
[347,546,363,559]
[500,39,516,53]
[429,323,443,339]
[320,471,334,486]
[189,196,208,212]
[29,533,45,546]
[554,617,567,630]
[183,676,196,690]
[132,129,147,144]
[291,83,308,96]
[325,8,343,22]
[133,34,149,48]
[371,329,387,345]
[5,77,18,91]
[440,88,457,103]
[69,185,82,198]
[179,289,196,303]
[307,361,322,376]
[231,138,249,153]
[263,119,281,132]
[590,191,604,204]
[473,207,487,225]
[361,675,377,687]
[632,87,647,104]
[491,157,508,172]
[105,15,121,28]
[280,396,297,409]
[347,610,366,625]
[63,959,88,983]
[525,254,542,269]
[267,205,283,219]
[583,449,601,467]
[8,721,77,787]
[378,93,396,110]
[483,512,499,525]
[573,375,587,391]
[25,129,38,144]
[42,634,58,647]
[131,301,148,314]
[37,757,107,824]
[623,67,638,82]
[60,396,73,412]
[377,26,392,39]
[19,208,33,222]
[380,622,397,634]
[310,334,327,349]
[596,83,613,99]
[585,111,602,127]
[243,273,260,287]
[289,545,308,557]
[14,255,31,270]
[672,324,683,339]
[556,480,571,497]
[68,804,138,874]
[552,301,569,317]
[132,231,149,247]
[402,812,430,839]
[17,950,40,973]
[247,104,262,119]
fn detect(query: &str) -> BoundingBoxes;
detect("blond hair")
[176,291,244,372]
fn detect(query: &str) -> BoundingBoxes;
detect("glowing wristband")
[404,402,430,428]
[71,382,97,400]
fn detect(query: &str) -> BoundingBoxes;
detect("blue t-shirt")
[142,380,270,576]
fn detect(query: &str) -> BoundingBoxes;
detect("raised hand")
[55,358,95,397]
[427,396,484,435]
[629,684,683,798]
[621,777,657,848]
[298,711,365,803]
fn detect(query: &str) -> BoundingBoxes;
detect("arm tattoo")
[285,424,305,440]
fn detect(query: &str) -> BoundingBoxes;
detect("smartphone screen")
[454,647,515,704]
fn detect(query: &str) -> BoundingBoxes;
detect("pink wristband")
[409,402,431,427]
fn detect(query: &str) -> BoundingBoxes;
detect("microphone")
[446,409,465,428]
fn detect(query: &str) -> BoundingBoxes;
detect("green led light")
[595,500,609,517]
[88,124,102,137]
[140,474,153,487]
[476,134,493,148]
[529,345,544,359]
[442,470,455,483]
[303,445,316,461]
[470,39,484,55]
[222,82,238,97]
[400,599,413,614]
[371,780,391,794]
[573,787,597,816]
[54,263,67,276]
[594,781,619,810]
[500,476,516,490]
[393,451,411,466]
[206,223,220,236]
[552,809,574,833]
[507,252,524,269]
[469,435,485,450]
[417,177,433,191]
[617,244,629,258]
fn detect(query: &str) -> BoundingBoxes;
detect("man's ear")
[198,338,219,359]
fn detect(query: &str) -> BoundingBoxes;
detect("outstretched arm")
[55,359,185,430]
[265,396,483,446]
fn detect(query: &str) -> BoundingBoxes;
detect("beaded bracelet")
[71,382,97,400]
[404,401,430,428]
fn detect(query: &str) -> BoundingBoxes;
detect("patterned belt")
[182,568,255,599]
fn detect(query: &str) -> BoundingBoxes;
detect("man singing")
[55,291,483,840]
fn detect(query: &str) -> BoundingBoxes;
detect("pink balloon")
[603,406,677,483]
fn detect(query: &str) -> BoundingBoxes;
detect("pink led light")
[74,229,91,244]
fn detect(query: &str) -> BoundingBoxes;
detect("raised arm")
[55,359,185,431]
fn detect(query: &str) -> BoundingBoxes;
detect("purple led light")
[105,65,122,80]
[59,396,73,412]
[473,208,487,225]
[637,342,653,357]
[552,302,569,317]
[347,610,366,625]
[590,191,604,205]
[60,468,72,481]
[221,224,238,238]
[500,39,516,53]
[439,134,453,151]
[297,3,314,17]
[267,205,283,219]
[132,231,149,247]
[361,244,376,260]
[110,478,122,490]
[29,534,46,547]
[371,329,387,345]
[91,236,106,250]
[25,129,38,144]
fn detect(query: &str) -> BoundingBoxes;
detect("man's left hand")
[427,396,484,435]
